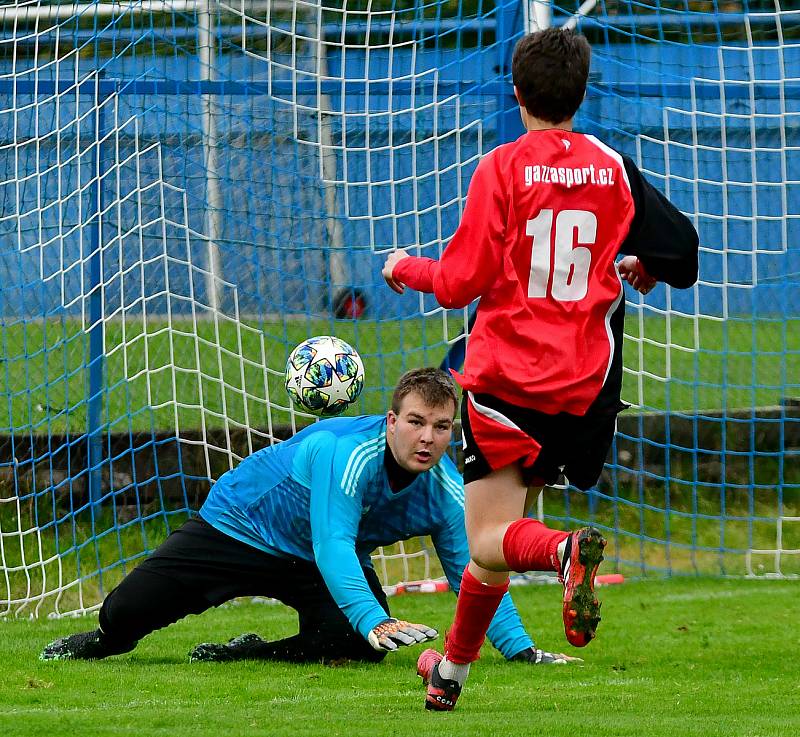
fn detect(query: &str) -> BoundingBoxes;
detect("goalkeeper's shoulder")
[299,414,386,456]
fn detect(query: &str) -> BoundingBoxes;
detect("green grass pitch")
[2,313,797,733]
[1,577,796,737]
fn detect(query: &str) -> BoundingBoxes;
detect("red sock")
[502,518,569,573]
[444,566,509,664]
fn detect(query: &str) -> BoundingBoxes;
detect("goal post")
[1,1,799,618]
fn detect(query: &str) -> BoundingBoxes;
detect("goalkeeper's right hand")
[367,617,438,652]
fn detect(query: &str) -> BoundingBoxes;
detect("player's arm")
[620,155,699,289]
[382,154,506,308]
[308,434,437,651]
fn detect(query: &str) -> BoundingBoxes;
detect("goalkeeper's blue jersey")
[199,414,533,659]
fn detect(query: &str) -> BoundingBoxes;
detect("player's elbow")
[667,235,700,289]
[670,269,698,289]
[311,538,337,568]
[430,270,485,309]
[434,282,480,310]
[648,227,699,289]
[667,255,698,289]
[436,292,474,310]
[313,535,354,570]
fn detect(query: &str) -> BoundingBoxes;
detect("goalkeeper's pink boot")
[417,648,462,712]
[560,527,607,647]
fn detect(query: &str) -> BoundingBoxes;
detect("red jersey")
[394,129,698,415]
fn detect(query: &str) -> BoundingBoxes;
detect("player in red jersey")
[383,28,699,711]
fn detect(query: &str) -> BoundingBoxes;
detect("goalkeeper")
[42,368,576,667]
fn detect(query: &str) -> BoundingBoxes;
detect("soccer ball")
[284,336,365,417]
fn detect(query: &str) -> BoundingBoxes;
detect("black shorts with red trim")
[460,392,625,490]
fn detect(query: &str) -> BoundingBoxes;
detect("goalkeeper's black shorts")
[98,516,389,661]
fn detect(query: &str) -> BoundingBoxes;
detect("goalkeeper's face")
[386,393,455,473]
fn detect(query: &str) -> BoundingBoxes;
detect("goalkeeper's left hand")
[511,647,584,665]
[367,617,438,652]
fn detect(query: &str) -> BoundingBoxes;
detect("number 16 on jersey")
[526,208,597,302]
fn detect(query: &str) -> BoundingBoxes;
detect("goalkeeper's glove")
[367,617,438,652]
[511,646,583,665]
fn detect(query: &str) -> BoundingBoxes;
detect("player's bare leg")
[420,464,525,711]
[420,463,607,710]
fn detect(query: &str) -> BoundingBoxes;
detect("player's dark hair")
[391,368,458,415]
[512,27,591,125]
